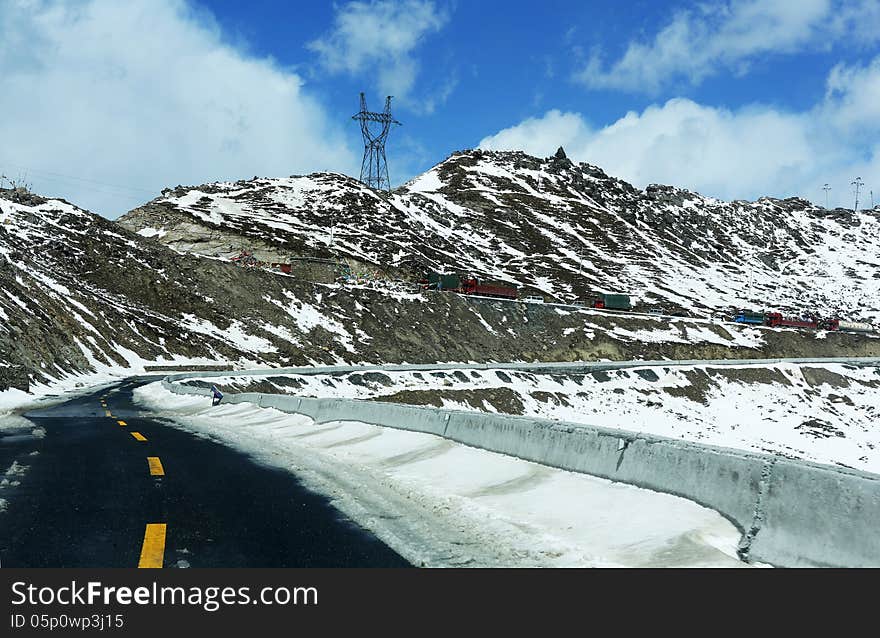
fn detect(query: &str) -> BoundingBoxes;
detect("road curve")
[0,377,409,568]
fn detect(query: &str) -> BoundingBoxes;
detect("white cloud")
[824,56,880,133]
[308,0,449,101]
[0,0,358,218]
[577,0,880,93]
[480,57,880,208]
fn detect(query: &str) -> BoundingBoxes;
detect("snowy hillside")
[5,144,880,400]
[119,148,880,321]
[12,185,855,397]
[0,188,311,387]
[196,362,880,474]
[0,187,463,391]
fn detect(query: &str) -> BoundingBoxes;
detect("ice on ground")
[134,382,749,568]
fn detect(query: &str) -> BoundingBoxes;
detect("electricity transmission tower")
[822,183,831,209]
[852,177,864,212]
[351,92,400,192]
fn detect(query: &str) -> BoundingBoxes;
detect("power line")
[3,172,148,205]
[0,159,156,195]
[0,162,158,209]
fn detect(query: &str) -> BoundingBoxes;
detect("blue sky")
[1,0,879,217]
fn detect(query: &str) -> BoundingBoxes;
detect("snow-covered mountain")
[4,147,880,397]
[120,147,880,321]
[0,187,307,389]
[2,187,532,391]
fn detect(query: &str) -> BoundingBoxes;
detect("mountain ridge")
[120,148,880,321]
[3,149,880,396]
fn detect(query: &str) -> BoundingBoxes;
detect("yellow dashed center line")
[147,457,165,476]
[138,523,167,568]
[117,420,127,426]
[130,432,147,442]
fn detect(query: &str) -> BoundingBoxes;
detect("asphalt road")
[0,378,409,568]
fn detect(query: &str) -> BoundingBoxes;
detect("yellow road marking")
[117,420,127,426]
[137,523,166,568]
[130,432,147,442]
[147,457,165,476]
[104,410,112,417]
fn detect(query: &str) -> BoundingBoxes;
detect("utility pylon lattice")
[352,92,400,192]
[822,183,831,209]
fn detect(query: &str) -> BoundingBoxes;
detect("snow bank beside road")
[201,362,880,474]
[134,382,748,568]
[0,373,122,431]
[0,353,230,429]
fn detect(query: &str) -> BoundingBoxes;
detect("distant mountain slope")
[0,186,794,393]
[0,188,304,389]
[4,149,880,395]
[2,187,516,390]
[119,148,880,321]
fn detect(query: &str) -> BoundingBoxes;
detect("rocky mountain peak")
[5,155,880,393]
[116,149,880,322]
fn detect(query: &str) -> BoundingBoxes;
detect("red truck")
[764,312,819,329]
[460,278,518,300]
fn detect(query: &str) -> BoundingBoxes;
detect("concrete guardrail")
[160,357,880,568]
